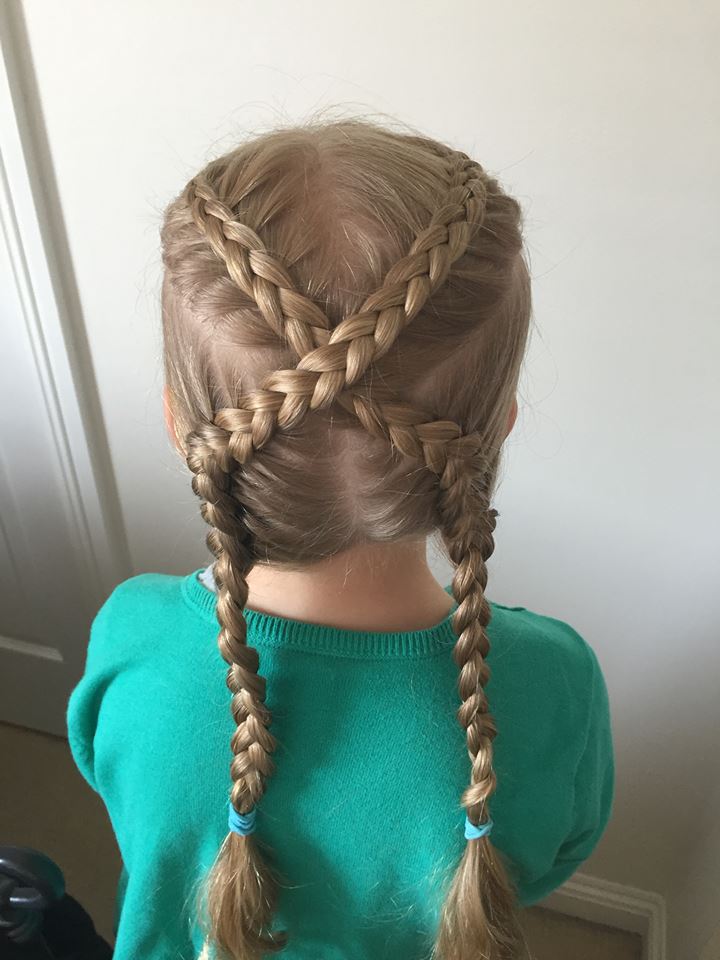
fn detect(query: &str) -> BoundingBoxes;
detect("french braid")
[162,120,530,960]
[186,175,331,358]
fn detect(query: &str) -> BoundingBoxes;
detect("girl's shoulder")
[80,571,213,683]
[489,598,602,668]
[482,596,611,739]
[435,582,607,690]
[91,568,210,628]
[95,569,194,617]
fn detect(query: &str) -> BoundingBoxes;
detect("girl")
[68,118,614,960]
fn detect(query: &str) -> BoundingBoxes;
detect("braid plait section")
[185,175,331,357]
[187,429,277,803]
[439,463,499,820]
[433,456,524,959]
[208,390,482,472]
[186,426,286,957]
[295,154,488,400]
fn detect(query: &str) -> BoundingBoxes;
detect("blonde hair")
[160,116,532,960]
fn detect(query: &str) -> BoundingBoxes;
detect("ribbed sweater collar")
[181,567,459,660]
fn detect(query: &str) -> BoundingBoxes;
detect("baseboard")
[539,871,666,960]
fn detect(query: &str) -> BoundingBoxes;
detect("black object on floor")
[0,847,112,959]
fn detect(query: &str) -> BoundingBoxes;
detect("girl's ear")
[163,384,182,453]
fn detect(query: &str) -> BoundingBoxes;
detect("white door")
[0,16,128,735]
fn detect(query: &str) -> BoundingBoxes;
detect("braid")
[186,175,331,357]
[295,155,487,400]
[186,427,286,956]
[434,459,524,959]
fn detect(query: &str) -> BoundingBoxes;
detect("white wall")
[18,0,720,955]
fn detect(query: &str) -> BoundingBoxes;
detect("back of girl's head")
[160,117,532,959]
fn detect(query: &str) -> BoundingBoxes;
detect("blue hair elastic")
[228,804,257,837]
[465,815,494,841]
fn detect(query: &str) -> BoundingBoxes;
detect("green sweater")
[67,568,614,960]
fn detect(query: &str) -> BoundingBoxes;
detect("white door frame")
[0,2,130,731]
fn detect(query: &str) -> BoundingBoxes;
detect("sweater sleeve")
[555,646,615,864]
[65,574,207,958]
[517,644,615,904]
[66,588,123,793]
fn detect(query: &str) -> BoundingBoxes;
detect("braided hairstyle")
[161,118,532,960]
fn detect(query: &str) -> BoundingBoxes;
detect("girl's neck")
[244,539,454,632]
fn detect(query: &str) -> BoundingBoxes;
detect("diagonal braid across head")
[185,175,332,358]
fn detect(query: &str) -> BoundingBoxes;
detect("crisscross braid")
[164,123,531,960]
[182,155,488,467]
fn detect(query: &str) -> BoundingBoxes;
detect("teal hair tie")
[465,815,494,840]
[228,804,256,836]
